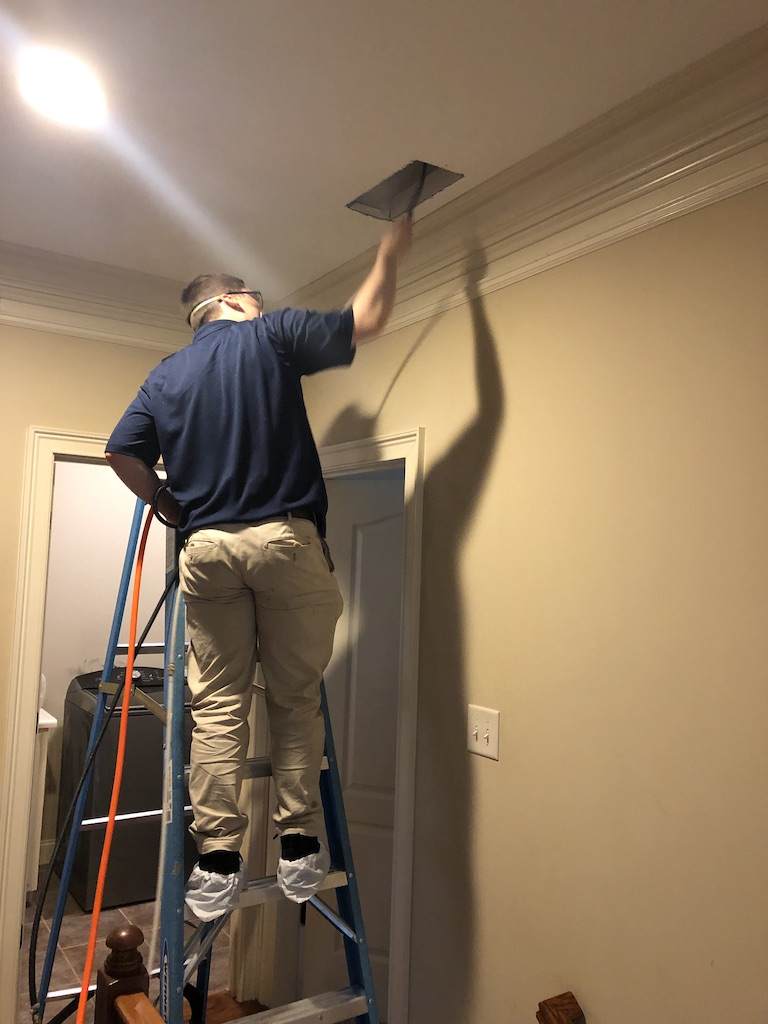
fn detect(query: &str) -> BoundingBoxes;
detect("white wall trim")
[0,240,188,352]
[244,430,424,1020]
[282,27,768,329]
[0,428,111,1019]
[321,428,425,1024]
[0,288,188,353]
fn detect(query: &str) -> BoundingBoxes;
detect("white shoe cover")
[185,863,244,922]
[277,841,331,904]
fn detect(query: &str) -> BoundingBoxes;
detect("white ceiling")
[1,1,766,303]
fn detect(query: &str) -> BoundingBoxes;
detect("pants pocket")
[184,539,217,561]
[263,521,315,551]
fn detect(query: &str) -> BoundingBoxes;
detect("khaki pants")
[178,518,343,854]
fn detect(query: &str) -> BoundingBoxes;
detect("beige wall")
[0,329,161,754]
[2,182,766,1021]
[302,183,768,1022]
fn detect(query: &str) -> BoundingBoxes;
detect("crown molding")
[0,287,189,352]
[282,25,768,332]
[1,27,767,350]
[0,241,189,352]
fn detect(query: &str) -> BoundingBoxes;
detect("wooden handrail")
[114,992,164,1024]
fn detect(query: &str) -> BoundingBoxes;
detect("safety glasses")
[187,288,263,325]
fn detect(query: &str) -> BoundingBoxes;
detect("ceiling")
[1,1,766,303]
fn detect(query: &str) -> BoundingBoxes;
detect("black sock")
[280,835,320,862]
[198,850,241,875]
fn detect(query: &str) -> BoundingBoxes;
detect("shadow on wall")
[322,244,505,1023]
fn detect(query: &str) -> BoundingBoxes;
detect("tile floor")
[18,873,232,1024]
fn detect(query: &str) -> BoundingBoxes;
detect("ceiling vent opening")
[346,160,463,220]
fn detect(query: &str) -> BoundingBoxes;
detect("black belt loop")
[285,509,317,526]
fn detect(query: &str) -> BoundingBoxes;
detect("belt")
[184,510,317,544]
[250,509,316,528]
[238,510,316,528]
[284,510,316,523]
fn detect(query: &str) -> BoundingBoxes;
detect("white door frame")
[0,427,113,1016]
[0,425,425,1023]
[319,428,425,1024]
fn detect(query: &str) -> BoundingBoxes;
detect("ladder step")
[47,982,97,1001]
[47,965,162,1000]
[81,806,193,830]
[237,870,347,910]
[230,987,368,1024]
[114,640,189,655]
[115,641,167,655]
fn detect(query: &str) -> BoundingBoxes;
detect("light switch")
[467,704,500,761]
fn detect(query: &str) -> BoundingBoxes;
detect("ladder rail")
[158,577,187,1023]
[35,498,146,1021]
[36,509,381,1024]
[318,680,379,1024]
[165,682,379,1023]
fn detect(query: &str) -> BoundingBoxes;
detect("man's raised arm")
[351,215,412,344]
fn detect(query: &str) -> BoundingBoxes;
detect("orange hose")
[76,508,153,1024]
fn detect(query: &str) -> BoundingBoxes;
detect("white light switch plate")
[467,704,500,760]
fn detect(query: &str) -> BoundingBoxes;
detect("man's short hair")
[180,273,245,330]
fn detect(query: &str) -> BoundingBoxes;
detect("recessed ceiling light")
[17,45,107,130]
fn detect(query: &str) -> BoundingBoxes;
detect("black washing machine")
[56,666,196,910]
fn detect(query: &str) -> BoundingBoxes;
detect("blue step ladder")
[33,499,379,1024]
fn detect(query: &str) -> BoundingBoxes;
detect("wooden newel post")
[95,924,149,1024]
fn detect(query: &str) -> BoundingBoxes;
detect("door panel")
[301,467,405,1021]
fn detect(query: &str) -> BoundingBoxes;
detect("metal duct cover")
[346,160,463,220]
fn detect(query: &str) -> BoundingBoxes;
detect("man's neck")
[211,311,260,325]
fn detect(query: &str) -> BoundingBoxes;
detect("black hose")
[28,574,178,1019]
[46,989,94,1024]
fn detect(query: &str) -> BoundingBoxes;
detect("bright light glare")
[17,45,107,129]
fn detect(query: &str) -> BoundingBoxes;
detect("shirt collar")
[192,319,235,343]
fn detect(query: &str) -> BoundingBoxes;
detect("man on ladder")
[105,216,411,922]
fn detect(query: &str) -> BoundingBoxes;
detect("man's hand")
[156,488,182,526]
[378,214,413,262]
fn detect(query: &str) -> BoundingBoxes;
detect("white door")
[39,460,168,862]
[300,465,405,1020]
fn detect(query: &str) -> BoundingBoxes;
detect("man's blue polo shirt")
[106,307,355,538]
